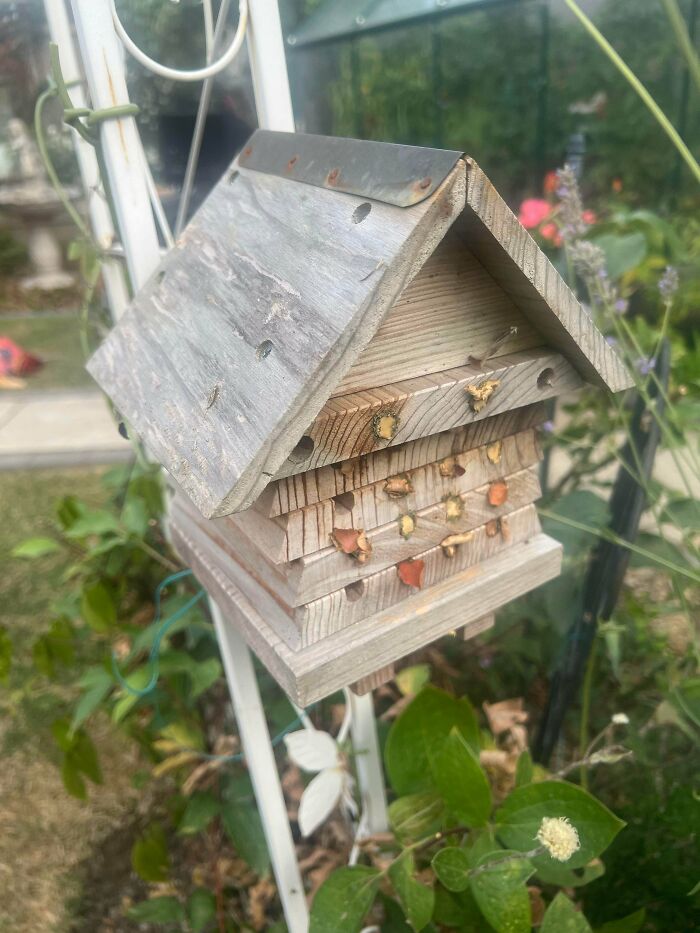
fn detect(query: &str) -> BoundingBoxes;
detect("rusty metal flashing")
[237,130,464,208]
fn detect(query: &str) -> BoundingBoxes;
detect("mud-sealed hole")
[352,202,372,224]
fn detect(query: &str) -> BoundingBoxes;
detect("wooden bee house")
[88,131,631,705]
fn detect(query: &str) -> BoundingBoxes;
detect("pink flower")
[543,171,558,194]
[540,222,562,247]
[582,210,597,225]
[518,198,551,229]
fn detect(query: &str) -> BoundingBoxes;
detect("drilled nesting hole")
[256,339,274,360]
[288,435,315,463]
[344,580,365,602]
[228,169,239,184]
[156,270,166,286]
[537,367,555,389]
[352,202,372,224]
[333,492,355,512]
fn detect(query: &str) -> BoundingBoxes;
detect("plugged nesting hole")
[288,435,315,463]
[352,202,372,224]
[156,270,166,285]
[344,580,365,602]
[537,367,555,389]
[228,169,239,183]
[333,492,355,512]
[256,339,274,360]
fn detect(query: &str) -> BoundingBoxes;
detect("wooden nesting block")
[170,498,540,651]
[257,403,547,517]
[235,427,541,562]
[170,518,563,705]
[273,347,581,481]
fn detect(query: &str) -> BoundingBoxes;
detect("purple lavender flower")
[542,420,555,433]
[636,357,656,376]
[606,335,618,347]
[614,298,628,314]
[658,266,679,304]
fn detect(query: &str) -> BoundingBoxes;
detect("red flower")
[582,210,597,225]
[540,222,563,247]
[543,171,558,194]
[518,198,551,229]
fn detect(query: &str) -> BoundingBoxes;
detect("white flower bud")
[611,713,629,725]
[536,816,581,862]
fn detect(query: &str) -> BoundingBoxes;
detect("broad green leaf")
[629,532,687,573]
[540,893,591,932]
[663,496,700,530]
[222,775,271,876]
[432,728,491,826]
[122,497,149,536]
[594,909,646,933]
[131,823,170,881]
[385,686,479,795]
[309,865,381,933]
[395,664,431,696]
[388,851,434,931]
[80,581,117,631]
[0,626,11,682]
[127,896,184,923]
[469,850,534,933]
[69,731,102,784]
[64,508,121,538]
[541,491,608,555]
[591,231,647,280]
[515,750,533,787]
[56,494,83,530]
[178,792,220,835]
[433,884,491,930]
[534,857,605,888]
[188,888,217,931]
[112,666,152,722]
[495,781,624,870]
[61,757,86,800]
[188,657,222,697]
[388,792,445,842]
[71,680,113,732]
[11,536,61,558]
[432,847,471,892]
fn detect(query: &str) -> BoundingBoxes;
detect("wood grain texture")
[89,160,468,518]
[170,521,562,705]
[223,465,542,605]
[463,159,633,393]
[274,348,581,480]
[332,227,541,396]
[257,403,547,517]
[234,428,541,562]
[350,665,396,696]
[294,504,540,647]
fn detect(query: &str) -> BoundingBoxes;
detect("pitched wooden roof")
[88,131,631,518]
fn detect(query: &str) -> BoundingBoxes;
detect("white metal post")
[211,603,308,931]
[69,0,161,292]
[350,692,389,834]
[246,0,295,132]
[42,0,130,319]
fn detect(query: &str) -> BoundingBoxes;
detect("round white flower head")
[612,713,629,725]
[536,816,581,862]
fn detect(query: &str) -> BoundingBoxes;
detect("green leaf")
[671,678,700,730]
[395,664,431,696]
[61,757,87,800]
[534,858,605,888]
[385,686,480,795]
[64,508,121,538]
[221,800,270,876]
[388,792,445,843]
[122,497,149,537]
[32,617,75,677]
[432,728,492,826]
[71,668,114,732]
[541,491,608,554]
[69,730,102,784]
[0,625,11,682]
[469,851,534,933]
[591,231,647,280]
[495,781,625,870]
[188,888,217,932]
[515,750,533,787]
[309,866,381,933]
[594,909,646,933]
[127,896,184,924]
[11,536,61,558]
[540,893,591,933]
[80,581,117,631]
[432,847,471,892]
[188,657,222,698]
[663,496,700,530]
[388,851,434,931]
[131,823,170,881]
[178,792,220,835]
[56,494,84,530]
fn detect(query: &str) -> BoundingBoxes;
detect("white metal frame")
[47,2,388,929]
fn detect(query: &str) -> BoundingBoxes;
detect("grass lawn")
[0,468,141,932]
[0,313,94,391]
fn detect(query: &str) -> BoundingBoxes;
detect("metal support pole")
[43,0,130,319]
[69,0,161,292]
[246,0,295,132]
[210,604,309,932]
[349,692,389,834]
